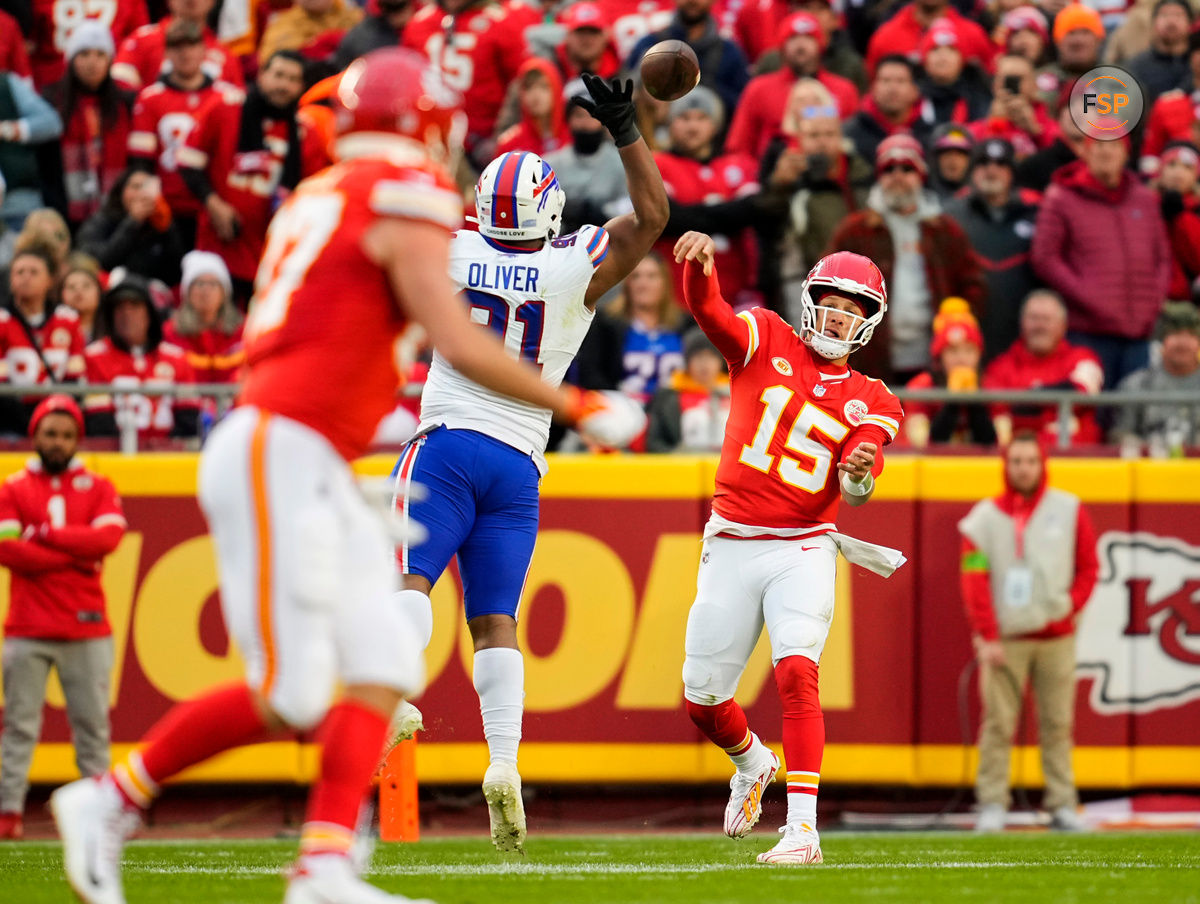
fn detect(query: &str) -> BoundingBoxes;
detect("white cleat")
[756,822,824,865]
[1050,805,1086,832]
[723,749,779,838]
[481,762,526,853]
[388,701,425,746]
[50,777,142,904]
[975,803,1007,833]
[285,854,436,904]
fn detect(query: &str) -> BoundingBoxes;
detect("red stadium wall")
[2,454,1198,789]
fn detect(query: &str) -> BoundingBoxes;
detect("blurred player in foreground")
[50,48,634,904]
[389,73,668,853]
[673,231,906,865]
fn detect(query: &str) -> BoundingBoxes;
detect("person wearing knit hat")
[829,127,985,382]
[902,298,995,447]
[1034,4,1105,108]
[164,251,246,384]
[43,16,132,229]
[667,85,726,131]
[0,388,128,843]
[1114,301,1200,453]
[927,123,977,198]
[723,8,860,159]
[1001,6,1051,66]
[65,21,116,63]
[946,133,1039,359]
[1156,140,1200,300]
[876,133,928,177]
[1128,0,1196,103]
[919,21,993,134]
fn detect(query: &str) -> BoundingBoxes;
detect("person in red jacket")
[654,86,762,308]
[0,9,32,81]
[1138,27,1200,168]
[1157,140,1200,300]
[110,0,244,92]
[126,20,245,244]
[725,12,859,160]
[552,2,622,81]
[959,431,1097,833]
[83,273,202,442]
[177,50,327,301]
[28,0,148,89]
[983,289,1105,445]
[163,249,245,384]
[0,395,126,840]
[402,0,529,164]
[1031,130,1173,386]
[865,0,995,77]
[495,57,570,158]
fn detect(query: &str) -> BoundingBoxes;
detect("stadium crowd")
[0,0,1198,452]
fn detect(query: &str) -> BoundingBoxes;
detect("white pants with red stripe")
[682,534,837,707]
[198,406,425,730]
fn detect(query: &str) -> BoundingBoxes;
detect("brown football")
[639,40,701,102]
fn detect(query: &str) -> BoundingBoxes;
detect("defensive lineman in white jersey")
[389,74,669,852]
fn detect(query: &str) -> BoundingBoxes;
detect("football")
[639,40,701,102]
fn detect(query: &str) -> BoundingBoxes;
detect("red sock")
[775,656,824,818]
[111,683,269,808]
[686,698,752,753]
[300,700,389,858]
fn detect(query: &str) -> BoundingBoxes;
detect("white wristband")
[841,470,874,496]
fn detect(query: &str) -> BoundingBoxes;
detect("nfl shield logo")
[813,384,827,397]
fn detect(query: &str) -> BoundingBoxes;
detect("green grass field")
[2,832,1197,903]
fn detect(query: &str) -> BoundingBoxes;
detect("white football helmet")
[798,251,888,360]
[472,151,566,241]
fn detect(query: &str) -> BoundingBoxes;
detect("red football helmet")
[332,48,466,165]
[798,252,888,360]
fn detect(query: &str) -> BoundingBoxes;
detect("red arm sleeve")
[0,540,79,574]
[682,259,752,367]
[960,535,999,641]
[1070,504,1098,614]
[840,424,890,475]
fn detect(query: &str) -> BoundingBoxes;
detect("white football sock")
[473,647,524,767]
[730,734,769,773]
[787,789,818,827]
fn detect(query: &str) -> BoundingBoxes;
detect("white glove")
[576,390,648,449]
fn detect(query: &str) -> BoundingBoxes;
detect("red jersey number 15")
[739,386,850,494]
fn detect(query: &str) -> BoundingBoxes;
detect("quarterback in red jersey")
[50,48,640,904]
[673,231,905,866]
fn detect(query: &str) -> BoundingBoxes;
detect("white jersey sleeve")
[417,226,607,474]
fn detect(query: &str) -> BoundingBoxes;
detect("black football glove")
[576,73,641,148]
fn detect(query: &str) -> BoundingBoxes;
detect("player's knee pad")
[774,655,821,716]
[294,500,342,612]
[270,675,337,731]
[682,655,738,706]
[392,589,434,651]
[770,615,829,664]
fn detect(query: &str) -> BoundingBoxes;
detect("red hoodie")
[495,57,570,159]
[959,441,1098,642]
[865,4,996,77]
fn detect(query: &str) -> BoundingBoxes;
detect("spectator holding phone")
[970,53,1058,156]
[77,169,184,286]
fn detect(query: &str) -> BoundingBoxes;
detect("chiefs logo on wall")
[1076,532,1200,715]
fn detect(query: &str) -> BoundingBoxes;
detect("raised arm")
[575,75,670,308]
[673,231,753,367]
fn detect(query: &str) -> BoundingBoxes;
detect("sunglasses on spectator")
[880,162,919,175]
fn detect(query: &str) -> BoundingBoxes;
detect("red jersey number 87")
[246,192,345,341]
